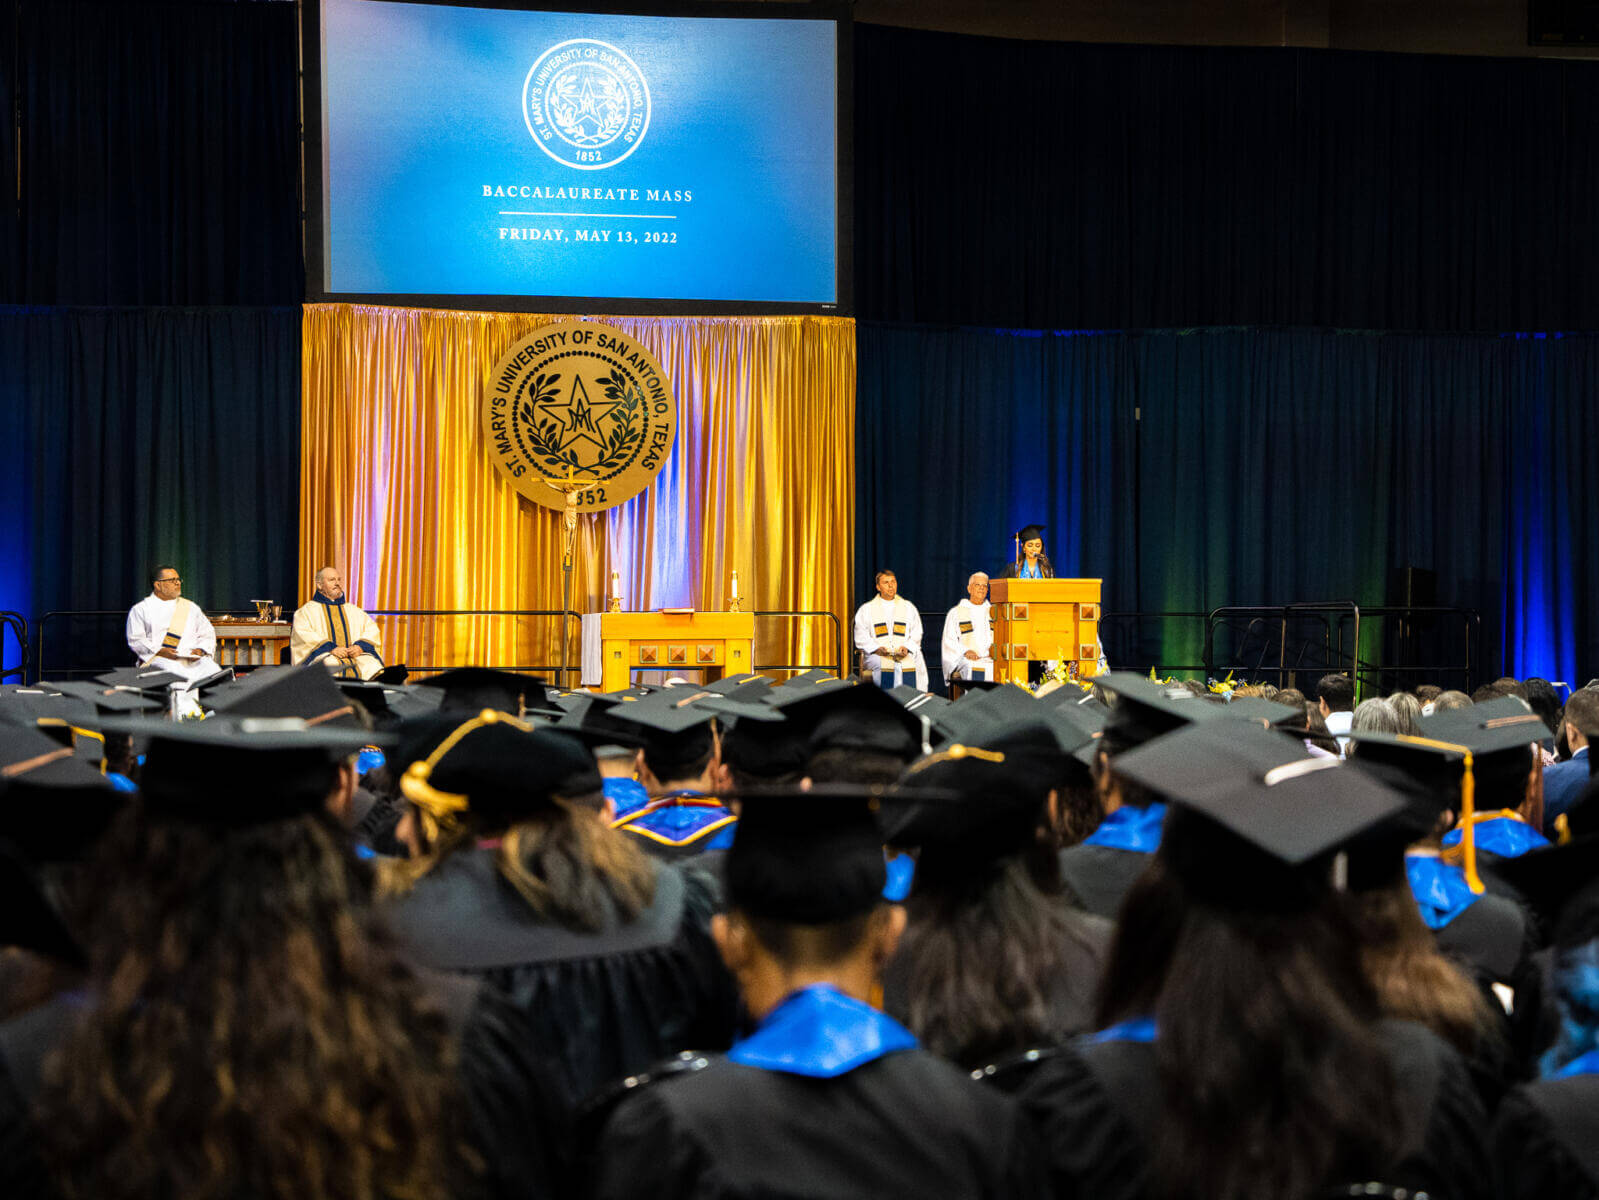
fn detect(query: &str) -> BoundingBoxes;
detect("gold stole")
[322,602,359,679]
[144,599,193,666]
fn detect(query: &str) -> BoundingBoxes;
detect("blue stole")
[1405,854,1480,930]
[1087,1016,1157,1044]
[1553,1048,1599,1080]
[620,790,737,850]
[883,851,915,902]
[1018,561,1044,579]
[355,747,386,776]
[602,776,651,821]
[1083,802,1167,853]
[1441,816,1548,859]
[728,985,918,1078]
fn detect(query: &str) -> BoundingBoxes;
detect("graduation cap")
[336,678,443,728]
[1093,672,1223,757]
[373,665,410,684]
[551,692,649,752]
[724,785,891,925]
[44,680,167,717]
[207,664,366,730]
[770,668,846,691]
[719,712,809,786]
[413,668,555,717]
[0,723,123,862]
[106,715,391,825]
[603,690,724,779]
[1110,720,1406,909]
[700,673,772,699]
[1014,524,1046,545]
[793,683,925,763]
[94,666,187,692]
[400,710,602,832]
[889,716,1093,868]
[1219,696,1306,730]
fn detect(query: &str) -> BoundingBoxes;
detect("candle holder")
[727,568,743,613]
[608,594,623,613]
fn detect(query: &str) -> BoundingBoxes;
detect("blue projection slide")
[319,0,839,304]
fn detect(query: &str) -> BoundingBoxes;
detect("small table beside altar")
[583,610,756,692]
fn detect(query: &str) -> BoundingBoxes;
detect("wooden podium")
[599,610,755,692]
[988,579,1103,685]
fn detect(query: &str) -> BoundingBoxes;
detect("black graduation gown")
[1011,1019,1491,1200]
[0,973,566,1200]
[1433,892,1545,1076]
[589,1049,1047,1199]
[1492,1074,1599,1200]
[382,846,738,1107]
[1056,843,1152,919]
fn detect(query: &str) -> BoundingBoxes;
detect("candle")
[730,569,740,601]
[611,570,620,598]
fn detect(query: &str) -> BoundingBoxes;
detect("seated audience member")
[1524,677,1563,744]
[1274,687,1307,709]
[586,788,1045,1198]
[773,681,923,787]
[1474,682,1512,704]
[1545,688,1599,834]
[1415,684,1444,708]
[1317,673,1356,754]
[1014,721,1492,1200]
[1351,697,1402,738]
[1300,703,1341,756]
[1387,691,1423,735]
[883,714,1111,1071]
[0,717,562,1200]
[1493,836,1599,1200]
[380,711,737,1107]
[1432,689,1474,713]
[1494,677,1530,701]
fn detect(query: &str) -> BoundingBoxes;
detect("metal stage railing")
[0,612,28,683]
[1202,602,1479,697]
[30,606,846,689]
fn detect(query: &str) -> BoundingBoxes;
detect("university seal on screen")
[483,322,676,513]
[522,39,651,170]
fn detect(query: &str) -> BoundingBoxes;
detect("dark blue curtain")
[0,307,301,672]
[11,0,300,305]
[855,25,1599,332]
[857,325,1599,689]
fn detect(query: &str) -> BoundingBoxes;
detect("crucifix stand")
[542,475,597,689]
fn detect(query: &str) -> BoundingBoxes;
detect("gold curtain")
[299,304,855,681]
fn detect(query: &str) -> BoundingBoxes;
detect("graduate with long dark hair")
[1015,721,1492,1200]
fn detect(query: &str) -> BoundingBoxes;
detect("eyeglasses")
[156,577,181,584]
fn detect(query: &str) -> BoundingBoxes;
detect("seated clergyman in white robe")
[125,568,222,685]
[941,572,994,683]
[853,569,928,691]
[290,566,384,681]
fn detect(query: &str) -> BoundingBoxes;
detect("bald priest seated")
[289,567,385,680]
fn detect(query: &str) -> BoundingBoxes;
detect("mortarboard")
[1014,524,1047,544]
[889,716,1091,868]
[44,680,166,717]
[413,668,555,717]
[700,673,772,700]
[400,710,602,831]
[724,785,891,925]
[1092,672,1223,756]
[719,712,809,785]
[1218,696,1306,729]
[94,666,187,692]
[0,723,123,862]
[794,683,925,762]
[207,664,367,729]
[1109,720,1405,909]
[770,668,846,691]
[602,689,723,776]
[101,714,392,827]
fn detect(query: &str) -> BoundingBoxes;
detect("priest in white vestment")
[290,566,385,680]
[941,572,994,684]
[124,565,221,684]
[853,569,928,691]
